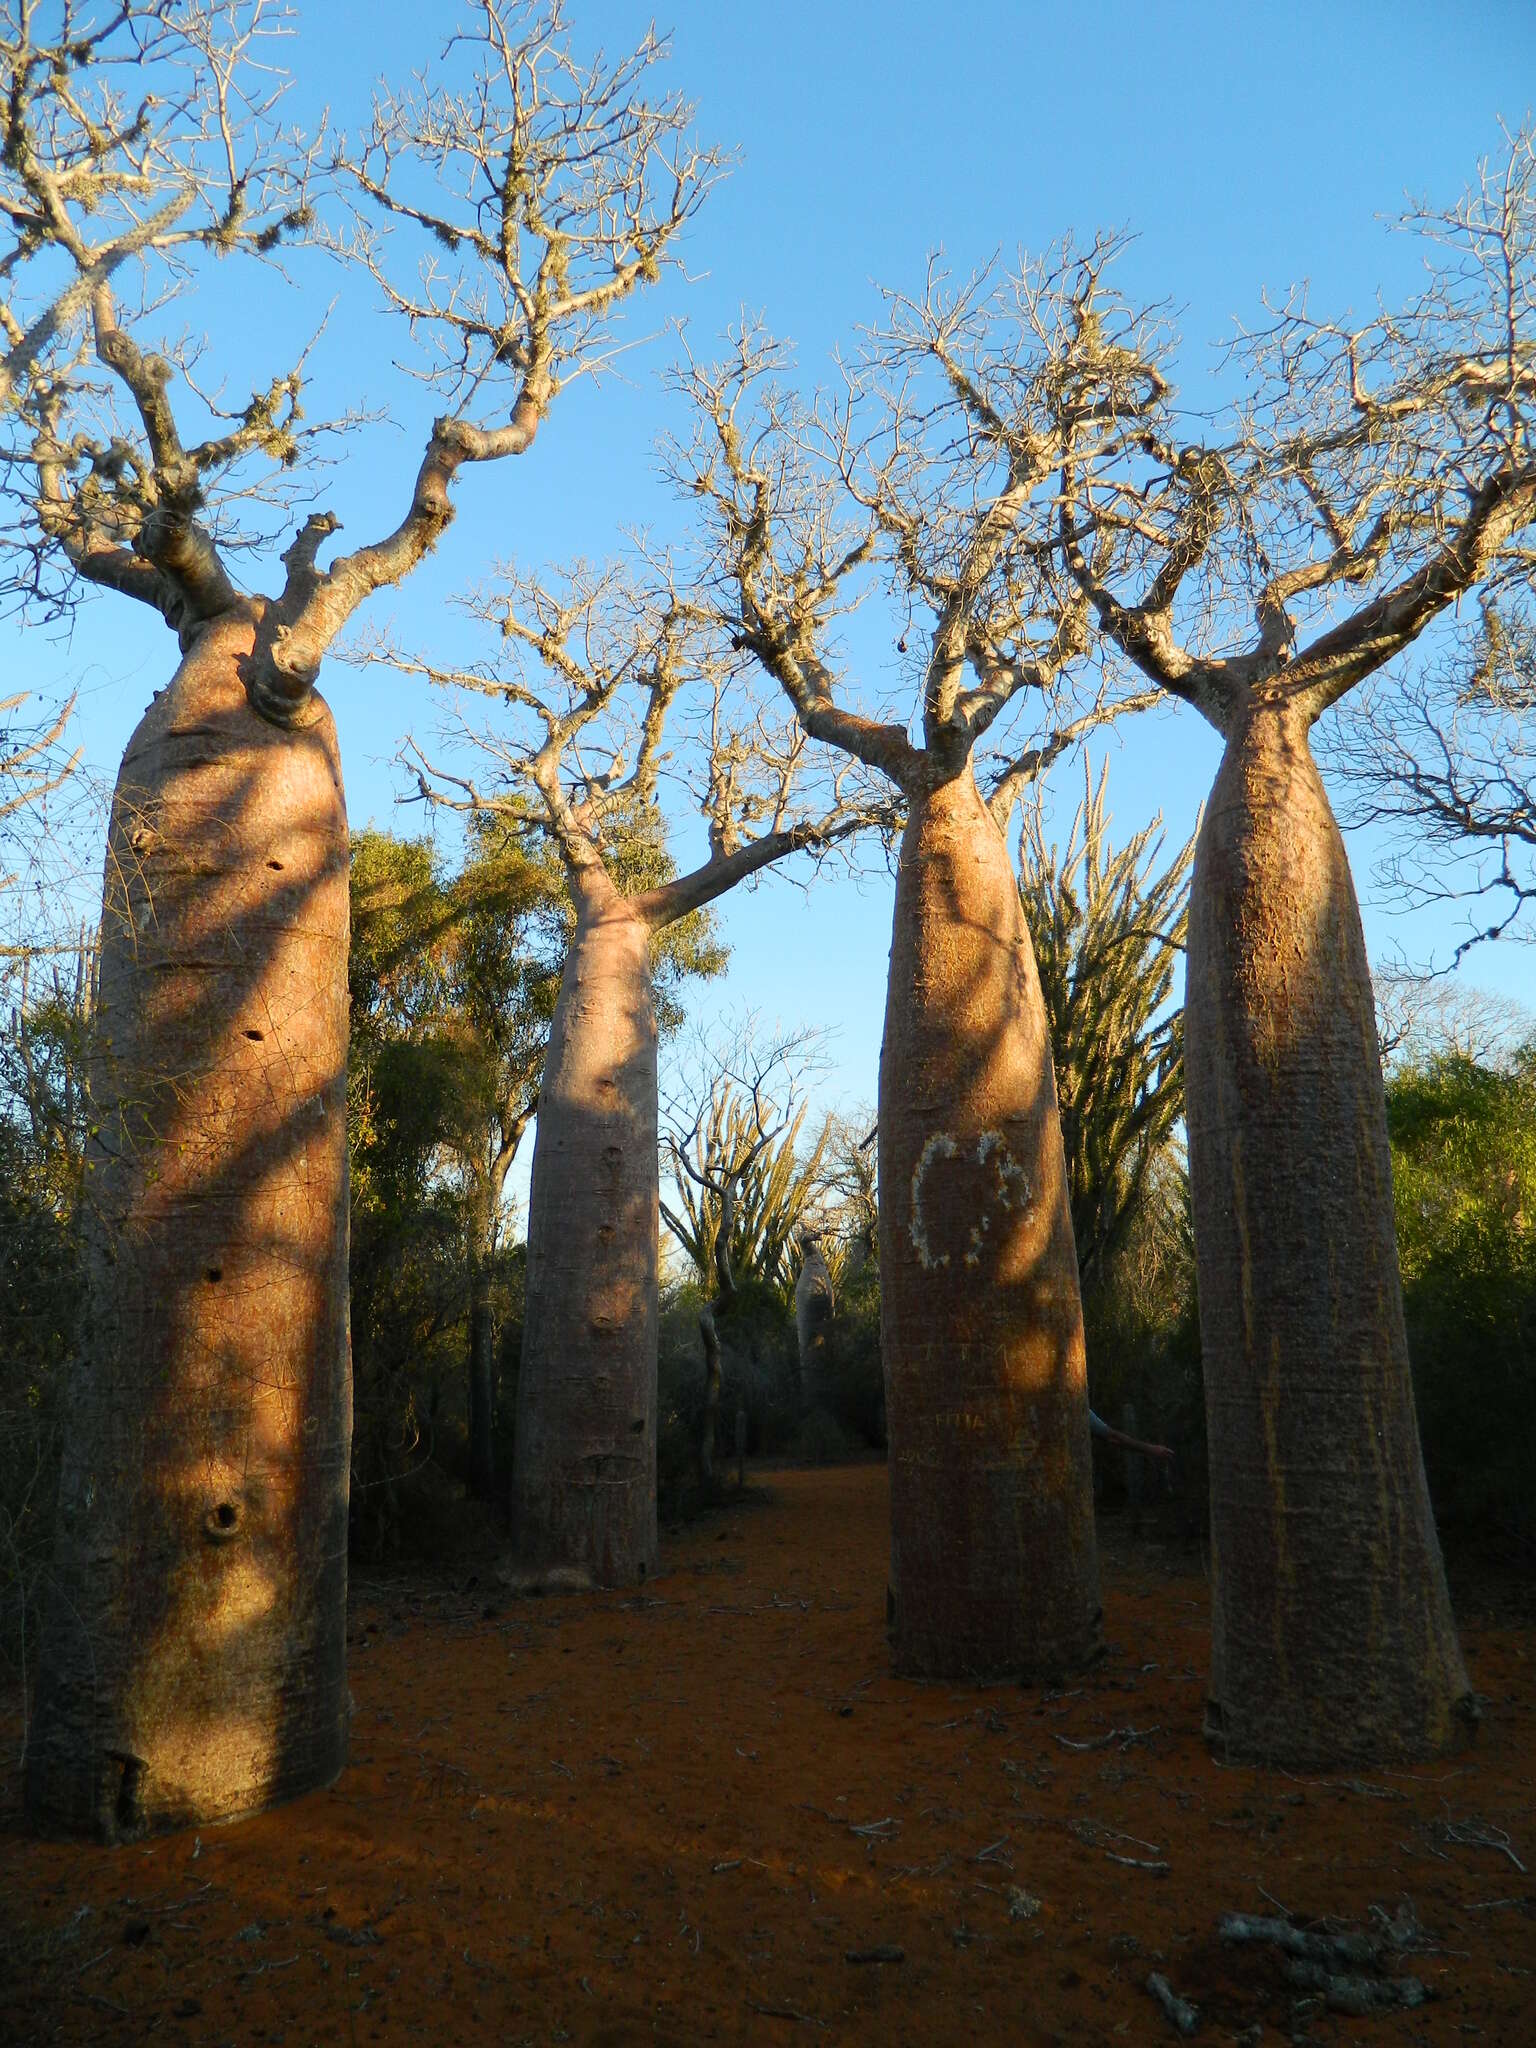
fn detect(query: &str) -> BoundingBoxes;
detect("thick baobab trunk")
[27,613,352,1839]
[1187,700,1472,1765]
[878,765,1100,1681]
[514,891,658,1584]
[794,1233,835,1414]
[467,1252,497,1500]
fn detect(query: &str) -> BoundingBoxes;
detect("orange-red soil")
[3,1463,1533,2046]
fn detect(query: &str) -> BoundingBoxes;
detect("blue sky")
[11,0,1536,1201]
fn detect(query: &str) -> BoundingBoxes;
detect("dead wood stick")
[1218,1912,1377,1970]
[1286,1960,1429,2014]
[746,1998,826,2027]
[1145,1971,1199,2036]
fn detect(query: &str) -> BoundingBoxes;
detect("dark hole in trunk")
[206,1266,222,1283]
[244,1028,264,1041]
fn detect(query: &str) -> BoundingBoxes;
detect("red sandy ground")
[2,1462,1533,2048]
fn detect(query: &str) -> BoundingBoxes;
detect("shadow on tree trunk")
[879,768,1101,1683]
[26,620,352,1838]
[1188,703,1471,1766]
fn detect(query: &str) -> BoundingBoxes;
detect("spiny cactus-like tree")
[1018,758,1193,1292]
[663,1077,828,1305]
[2,0,720,1836]
[663,1044,823,1486]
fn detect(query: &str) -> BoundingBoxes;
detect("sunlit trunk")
[27,614,352,1838]
[878,766,1100,1680]
[513,889,658,1585]
[1188,699,1472,1764]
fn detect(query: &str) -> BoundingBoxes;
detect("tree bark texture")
[26,614,352,1838]
[513,895,658,1585]
[1187,701,1472,1765]
[878,767,1101,1681]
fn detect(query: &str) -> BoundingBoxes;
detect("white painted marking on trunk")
[909,1128,1032,1270]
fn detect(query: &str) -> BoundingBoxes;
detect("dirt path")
[3,1463,1533,2045]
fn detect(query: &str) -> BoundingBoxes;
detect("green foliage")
[1020,761,1193,1288]
[1078,1149,1204,1523]
[0,1116,79,1681]
[1388,1046,1536,1546]
[0,953,91,1675]
[347,826,566,1554]
[347,813,725,1552]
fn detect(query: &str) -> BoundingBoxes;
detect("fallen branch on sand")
[1285,1960,1428,2015]
[1219,1912,1378,1970]
[1051,1724,1161,1753]
[1145,1970,1199,2036]
[1219,1912,1430,2015]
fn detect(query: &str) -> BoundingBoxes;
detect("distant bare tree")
[1,691,80,970]
[1372,965,1534,1072]
[398,566,884,1583]
[2,0,720,1836]
[1332,607,1536,962]
[670,256,1162,1682]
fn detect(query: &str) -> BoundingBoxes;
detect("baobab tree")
[672,271,1162,1680]
[395,565,882,1583]
[2,0,718,1835]
[1051,137,1536,1762]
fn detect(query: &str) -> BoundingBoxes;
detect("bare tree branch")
[1,3,723,721]
[1061,129,1536,738]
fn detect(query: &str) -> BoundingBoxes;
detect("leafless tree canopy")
[1,1,722,712]
[665,243,1167,801]
[1059,131,1536,733]
[1331,608,1536,961]
[390,553,893,930]
[0,688,87,971]
[1372,961,1534,1071]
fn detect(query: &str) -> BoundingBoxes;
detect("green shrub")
[1079,1148,1204,1523]
[0,1120,80,1681]
[1388,1046,1536,1548]
[813,1253,885,1449]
